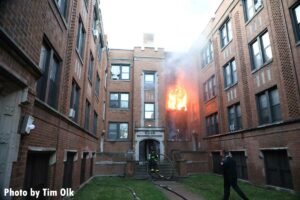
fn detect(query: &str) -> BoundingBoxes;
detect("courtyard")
[73,174,299,200]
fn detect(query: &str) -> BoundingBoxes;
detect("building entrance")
[139,139,160,161]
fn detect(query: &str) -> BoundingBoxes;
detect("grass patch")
[73,176,168,200]
[180,173,299,200]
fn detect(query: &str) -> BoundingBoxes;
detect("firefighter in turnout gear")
[149,149,159,173]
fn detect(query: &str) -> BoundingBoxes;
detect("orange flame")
[167,86,188,111]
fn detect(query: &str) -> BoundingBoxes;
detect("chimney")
[143,33,155,48]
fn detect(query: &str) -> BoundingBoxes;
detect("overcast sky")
[100,0,222,52]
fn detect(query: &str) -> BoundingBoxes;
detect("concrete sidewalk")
[154,181,204,200]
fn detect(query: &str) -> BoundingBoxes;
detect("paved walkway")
[154,181,204,200]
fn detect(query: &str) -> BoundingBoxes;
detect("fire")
[167,86,188,111]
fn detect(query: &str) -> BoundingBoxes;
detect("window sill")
[111,79,131,82]
[224,82,238,91]
[106,139,130,142]
[251,59,273,74]
[296,41,300,47]
[245,6,264,26]
[257,120,283,128]
[228,128,243,134]
[109,108,130,111]
[201,60,214,69]
[220,39,233,52]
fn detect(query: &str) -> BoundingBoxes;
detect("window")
[92,7,98,31]
[256,87,282,125]
[69,81,80,122]
[97,36,104,60]
[55,0,68,20]
[223,59,237,88]
[201,40,214,67]
[93,112,98,135]
[76,19,86,59]
[205,113,219,135]
[145,103,154,119]
[109,93,129,109]
[231,152,248,180]
[84,100,90,130]
[228,104,242,132]
[220,19,232,48]
[290,3,300,42]
[250,31,272,70]
[243,0,263,21]
[88,53,94,83]
[203,75,216,101]
[212,152,222,175]
[95,74,100,97]
[37,42,61,109]
[111,65,130,80]
[108,122,128,140]
[263,150,293,189]
[144,72,155,89]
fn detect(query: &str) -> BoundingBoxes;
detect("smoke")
[101,0,222,52]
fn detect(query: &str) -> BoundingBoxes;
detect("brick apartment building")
[195,0,300,192]
[0,0,107,199]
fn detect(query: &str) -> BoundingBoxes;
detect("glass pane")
[295,5,300,23]
[145,103,154,111]
[262,32,272,60]
[227,20,232,41]
[221,26,227,46]
[270,89,280,106]
[231,60,237,83]
[259,93,268,109]
[121,73,129,80]
[145,111,154,119]
[111,65,120,79]
[109,123,117,131]
[145,74,154,82]
[254,0,262,11]
[39,45,50,71]
[110,93,119,100]
[122,66,129,73]
[119,123,128,139]
[108,131,117,139]
[121,94,129,101]
[252,41,262,68]
[120,101,128,108]
[225,65,231,86]
[262,32,270,47]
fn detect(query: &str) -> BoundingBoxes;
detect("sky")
[100,0,222,52]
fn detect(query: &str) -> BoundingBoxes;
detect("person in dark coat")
[221,150,249,200]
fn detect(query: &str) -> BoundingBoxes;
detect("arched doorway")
[139,139,160,161]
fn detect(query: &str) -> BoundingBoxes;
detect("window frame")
[76,17,86,60]
[243,0,263,22]
[144,102,155,120]
[290,2,300,42]
[256,87,282,125]
[109,92,130,109]
[69,80,80,122]
[205,113,219,136]
[201,40,214,67]
[219,18,232,48]
[37,40,61,110]
[249,30,272,71]
[93,112,98,135]
[88,52,94,83]
[95,73,100,97]
[110,64,130,80]
[227,103,242,132]
[107,122,129,140]
[84,100,91,131]
[223,59,237,89]
[203,75,216,102]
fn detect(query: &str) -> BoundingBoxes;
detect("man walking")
[221,150,249,200]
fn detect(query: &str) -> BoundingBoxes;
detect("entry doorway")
[139,139,160,161]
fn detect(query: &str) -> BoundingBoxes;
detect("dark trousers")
[223,181,248,200]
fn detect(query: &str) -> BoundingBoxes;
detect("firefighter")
[149,149,159,173]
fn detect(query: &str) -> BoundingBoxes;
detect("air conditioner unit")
[20,115,35,134]
[69,108,75,118]
[93,29,99,38]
